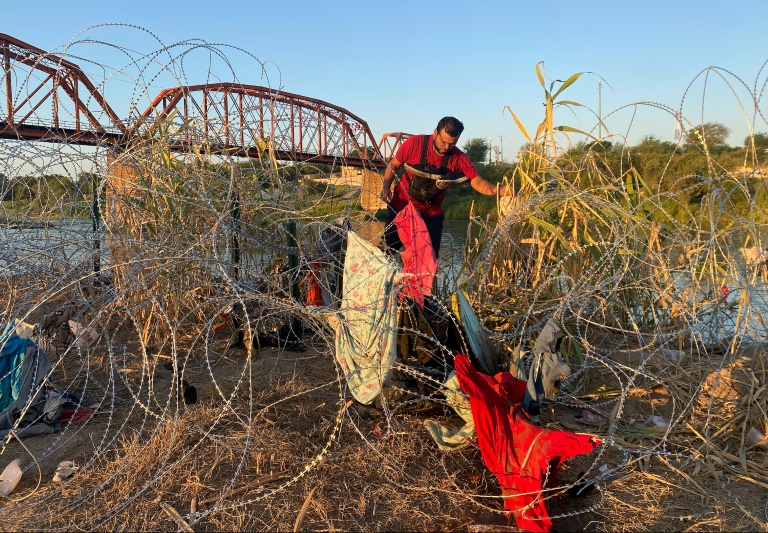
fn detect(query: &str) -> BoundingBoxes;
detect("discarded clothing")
[426,364,529,451]
[522,319,571,421]
[424,418,476,450]
[397,297,440,366]
[305,261,326,307]
[54,390,99,425]
[37,306,78,355]
[455,353,599,533]
[52,460,78,482]
[334,232,400,404]
[0,323,35,411]
[0,329,61,439]
[451,291,499,375]
[394,202,437,307]
[424,371,476,450]
[60,404,100,425]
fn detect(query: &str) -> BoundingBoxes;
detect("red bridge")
[0,33,410,169]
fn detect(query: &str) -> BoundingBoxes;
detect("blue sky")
[3,0,768,162]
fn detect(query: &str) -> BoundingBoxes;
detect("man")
[380,116,512,256]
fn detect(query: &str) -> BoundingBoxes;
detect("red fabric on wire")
[393,202,437,307]
[454,353,599,532]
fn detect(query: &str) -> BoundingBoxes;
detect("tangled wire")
[2,25,768,532]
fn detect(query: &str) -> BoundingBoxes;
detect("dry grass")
[3,30,768,532]
[2,138,768,531]
[0,319,767,531]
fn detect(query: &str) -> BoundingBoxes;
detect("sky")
[3,0,768,163]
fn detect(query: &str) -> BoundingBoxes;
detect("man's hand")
[381,157,401,204]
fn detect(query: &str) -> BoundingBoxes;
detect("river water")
[4,217,768,344]
[0,218,98,275]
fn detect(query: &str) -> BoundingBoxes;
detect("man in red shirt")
[380,116,512,256]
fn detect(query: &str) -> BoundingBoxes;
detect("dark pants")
[383,205,445,257]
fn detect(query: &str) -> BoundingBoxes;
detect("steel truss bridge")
[1,33,411,169]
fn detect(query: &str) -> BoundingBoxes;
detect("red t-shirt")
[390,134,479,217]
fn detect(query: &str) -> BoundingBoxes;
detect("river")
[4,216,768,344]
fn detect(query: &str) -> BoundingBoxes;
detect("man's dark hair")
[436,116,464,137]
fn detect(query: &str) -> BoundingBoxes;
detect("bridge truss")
[1,33,412,169]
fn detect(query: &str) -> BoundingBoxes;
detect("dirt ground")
[1,321,768,532]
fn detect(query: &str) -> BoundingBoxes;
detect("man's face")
[432,129,459,155]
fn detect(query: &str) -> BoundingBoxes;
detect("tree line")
[3,122,766,223]
[443,123,768,221]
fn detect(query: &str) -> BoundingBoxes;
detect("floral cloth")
[334,232,399,404]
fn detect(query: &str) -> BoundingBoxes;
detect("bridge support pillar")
[360,169,386,212]
[342,167,387,212]
[104,152,141,268]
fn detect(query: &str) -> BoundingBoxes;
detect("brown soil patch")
[1,321,767,532]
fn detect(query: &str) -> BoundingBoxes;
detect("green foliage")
[463,138,490,164]
[348,146,377,161]
[439,162,518,220]
[476,162,516,184]
[76,172,100,196]
[747,132,768,151]
[442,191,498,221]
[278,164,302,182]
[684,122,731,149]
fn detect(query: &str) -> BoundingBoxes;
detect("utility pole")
[499,135,504,163]
[598,81,602,140]
[488,138,492,165]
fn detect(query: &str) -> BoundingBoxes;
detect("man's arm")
[470,175,513,196]
[380,157,403,204]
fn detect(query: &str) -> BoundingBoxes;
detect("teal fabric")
[453,290,499,375]
[0,323,35,411]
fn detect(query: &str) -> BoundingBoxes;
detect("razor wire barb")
[1,25,768,531]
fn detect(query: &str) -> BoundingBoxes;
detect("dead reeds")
[2,32,768,532]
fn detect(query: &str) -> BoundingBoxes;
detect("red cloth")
[393,203,437,307]
[212,313,228,335]
[482,369,528,405]
[454,354,599,533]
[306,261,324,307]
[60,405,99,424]
[390,134,479,217]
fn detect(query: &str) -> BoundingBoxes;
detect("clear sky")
[3,0,768,162]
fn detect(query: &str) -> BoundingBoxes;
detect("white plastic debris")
[12,319,35,339]
[657,348,686,362]
[68,320,99,348]
[0,458,22,496]
[52,460,78,482]
[747,427,768,447]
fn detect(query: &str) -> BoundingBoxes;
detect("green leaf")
[529,216,573,252]
[164,195,177,219]
[552,72,584,99]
